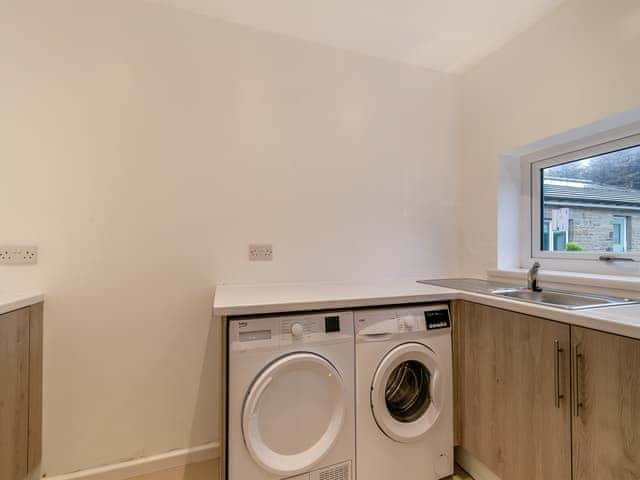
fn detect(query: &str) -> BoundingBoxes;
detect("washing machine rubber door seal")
[371,342,443,443]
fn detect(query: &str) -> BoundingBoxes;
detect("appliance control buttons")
[399,316,416,330]
[291,323,305,338]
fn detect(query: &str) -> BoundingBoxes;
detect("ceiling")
[154,0,567,73]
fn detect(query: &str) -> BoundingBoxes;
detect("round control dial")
[291,323,305,338]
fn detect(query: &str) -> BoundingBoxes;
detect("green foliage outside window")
[565,241,584,251]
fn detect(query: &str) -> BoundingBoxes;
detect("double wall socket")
[0,245,38,265]
[249,244,273,261]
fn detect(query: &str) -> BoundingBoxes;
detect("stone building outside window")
[542,177,640,253]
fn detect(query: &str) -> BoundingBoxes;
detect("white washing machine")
[227,311,355,480]
[355,305,453,480]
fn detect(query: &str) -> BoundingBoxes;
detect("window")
[612,216,628,252]
[531,137,640,261]
[542,219,568,252]
[542,219,550,251]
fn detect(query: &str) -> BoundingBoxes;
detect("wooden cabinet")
[0,304,42,480]
[454,301,571,480]
[455,300,640,480]
[572,326,640,479]
[0,308,30,480]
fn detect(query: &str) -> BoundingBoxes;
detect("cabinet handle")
[599,255,635,262]
[554,340,564,408]
[574,344,584,418]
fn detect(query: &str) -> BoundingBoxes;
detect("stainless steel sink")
[492,288,636,310]
[418,278,638,310]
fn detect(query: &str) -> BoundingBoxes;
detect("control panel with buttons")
[355,305,450,337]
[229,312,353,352]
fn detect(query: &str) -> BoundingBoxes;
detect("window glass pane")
[542,220,551,251]
[553,231,567,251]
[612,216,627,252]
[541,144,640,253]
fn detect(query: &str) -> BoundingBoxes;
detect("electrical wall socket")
[0,245,38,265]
[249,244,273,261]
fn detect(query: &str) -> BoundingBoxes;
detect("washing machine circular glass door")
[242,352,346,476]
[371,342,443,442]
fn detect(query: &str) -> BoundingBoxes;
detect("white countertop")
[214,280,640,340]
[0,291,44,316]
[213,281,457,316]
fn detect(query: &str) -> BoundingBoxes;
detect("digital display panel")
[424,310,450,330]
[239,330,272,342]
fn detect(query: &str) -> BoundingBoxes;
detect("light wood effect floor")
[124,460,473,480]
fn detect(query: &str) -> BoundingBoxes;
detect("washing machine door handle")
[359,332,393,342]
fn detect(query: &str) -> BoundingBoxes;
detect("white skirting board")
[45,442,220,480]
[455,446,501,480]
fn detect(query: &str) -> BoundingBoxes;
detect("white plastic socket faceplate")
[0,245,38,265]
[249,244,273,261]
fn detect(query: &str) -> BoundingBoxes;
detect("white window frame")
[504,108,640,276]
[530,132,640,262]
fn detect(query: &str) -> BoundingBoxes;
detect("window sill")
[488,268,640,298]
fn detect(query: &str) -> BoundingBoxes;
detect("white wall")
[459,0,640,276]
[0,1,461,475]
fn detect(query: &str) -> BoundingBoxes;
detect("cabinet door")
[455,301,571,480]
[572,326,640,479]
[28,303,43,477]
[0,308,30,480]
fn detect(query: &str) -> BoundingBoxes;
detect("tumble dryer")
[227,311,355,480]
